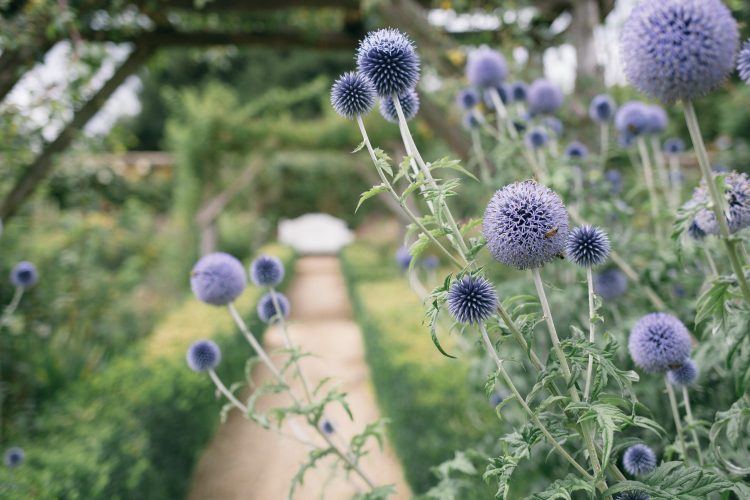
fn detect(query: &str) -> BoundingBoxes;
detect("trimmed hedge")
[0,245,295,500]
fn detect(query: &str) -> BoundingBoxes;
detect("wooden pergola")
[0,0,470,221]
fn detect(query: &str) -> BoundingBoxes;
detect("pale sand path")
[188,256,410,500]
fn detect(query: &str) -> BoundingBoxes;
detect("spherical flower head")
[395,246,412,270]
[628,312,692,373]
[380,88,419,123]
[462,110,483,130]
[615,101,650,136]
[250,255,285,288]
[605,169,623,195]
[644,105,668,134]
[321,419,335,434]
[593,269,628,300]
[617,492,650,500]
[739,39,750,85]
[528,79,563,115]
[257,291,290,323]
[447,276,498,324]
[621,0,739,103]
[483,181,569,270]
[456,88,479,110]
[330,72,376,119]
[663,137,685,156]
[623,444,657,476]
[3,447,24,468]
[510,81,528,102]
[10,261,38,289]
[525,127,548,149]
[191,252,246,306]
[422,255,439,270]
[668,358,699,386]
[543,116,563,137]
[466,46,508,88]
[186,339,221,372]
[482,84,509,110]
[690,171,750,235]
[564,141,589,160]
[589,94,616,122]
[357,28,420,98]
[687,219,707,240]
[566,225,610,268]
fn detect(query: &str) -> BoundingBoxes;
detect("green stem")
[668,155,682,208]
[488,87,518,140]
[269,288,314,403]
[665,377,688,462]
[682,385,704,466]
[583,267,596,402]
[600,123,609,170]
[683,100,750,305]
[470,129,492,183]
[636,136,663,238]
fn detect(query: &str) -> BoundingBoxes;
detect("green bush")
[0,245,295,499]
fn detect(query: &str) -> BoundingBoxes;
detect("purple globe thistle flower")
[357,28,420,98]
[739,39,750,85]
[605,169,623,195]
[466,46,508,88]
[543,116,563,137]
[10,261,38,289]
[483,181,569,270]
[380,88,420,123]
[663,138,685,156]
[186,339,221,372]
[644,105,668,134]
[456,88,480,110]
[330,72,376,119]
[321,419,335,434]
[615,101,650,136]
[462,110,483,130]
[690,171,750,236]
[525,127,548,149]
[566,226,610,268]
[628,312,692,373]
[395,246,412,270]
[564,141,589,159]
[623,444,657,476]
[687,219,707,241]
[257,292,290,323]
[422,255,439,270]
[618,132,636,148]
[528,79,563,115]
[190,253,246,306]
[249,255,285,288]
[482,84,509,110]
[3,447,24,468]
[589,94,616,122]
[510,81,528,102]
[447,276,498,324]
[668,358,699,386]
[621,0,739,103]
[617,492,650,500]
[593,269,628,300]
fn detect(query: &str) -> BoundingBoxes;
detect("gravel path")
[187,256,410,500]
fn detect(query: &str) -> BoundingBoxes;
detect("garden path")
[187,256,410,500]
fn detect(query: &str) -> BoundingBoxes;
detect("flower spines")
[739,39,750,85]
[356,28,420,98]
[465,46,508,88]
[688,171,750,236]
[566,225,610,268]
[628,312,692,373]
[10,261,38,288]
[250,255,285,287]
[330,72,376,119]
[528,79,563,115]
[590,94,615,122]
[615,101,650,136]
[447,276,498,324]
[380,88,420,123]
[190,252,247,306]
[257,291,291,323]
[667,358,699,386]
[456,88,479,110]
[623,444,657,476]
[186,339,222,372]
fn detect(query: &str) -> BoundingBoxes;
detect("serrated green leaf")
[356,184,389,212]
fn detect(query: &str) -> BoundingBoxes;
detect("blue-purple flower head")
[3,447,24,468]
[663,138,685,156]
[462,110,483,130]
[621,0,739,103]
[250,255,285,288]
[186,339,221,372]
[447,276,498,324]
[466,46,508,88]
[564,141,589,160]
[605,169,623,195]
[615,101,650,136]
[590,94,616,122]
[543,116,563,137]
[489,391,504,407]
[525,127,548,149]
[510,81,528,102]
[456,88,479,110]
[528,79,563,115]
[257,291,290,323]
[594,269,628,300]
[482,84,509,110]
[623,444,657,476]
[668,358,699,386]
[628,312,692,373]
[687,219,707,240]
[357,28,420,98]
[644,105,668,134]
[739,39,750,85]
[483,181,569,270]
[689,171,750,236]
[380,88,419,123]
[330,72,376,119]
[321,419,335,434]
[191,252,246,306]
[566,226,610,268]
[10,261,38,289]
[395,246,412,270]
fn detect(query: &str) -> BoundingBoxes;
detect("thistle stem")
[703,247,718,278]
[668,155,682,208]
[470,129,492,183]
[665,377,688,462]
[683,100,750,305]
[0,287,24,328]
[682,385,704,466]
[488,87,518,140]
[208,368,248,413]
[599,123,609,170]
[650,136,671,199]
[228,302,282,380]
[269,288,314,403]
[583,267,596,402]
[636,136,663,237]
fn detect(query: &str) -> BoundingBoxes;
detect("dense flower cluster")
[186,339,222,372]
[466,46,507,88]
[10,261,38,289]
[566,225,610,268]
[447,276,498,324]
[668,358,699,386]
[528,79,563,115]
[456,88,479,110]
[250,255,285,288]
[564,141,588,159]
[644,105,668,134]
[615,101,650,137]
[357,28,420,98]
[380,89,420,123]
[685,171,750,236]
[739,39,750,85]
[623,444,657,476]
[510,81,528,102]
[593,269,628,300]
[3,447,24,468]
[257,291,291,323]
[330,72,375,119]
[525,127,548,149]
[663,138,685,155]
[191,253,246,306]
[589,94,615,122]
[628,312,692,373]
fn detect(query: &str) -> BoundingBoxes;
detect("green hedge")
[0,245,295,499]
